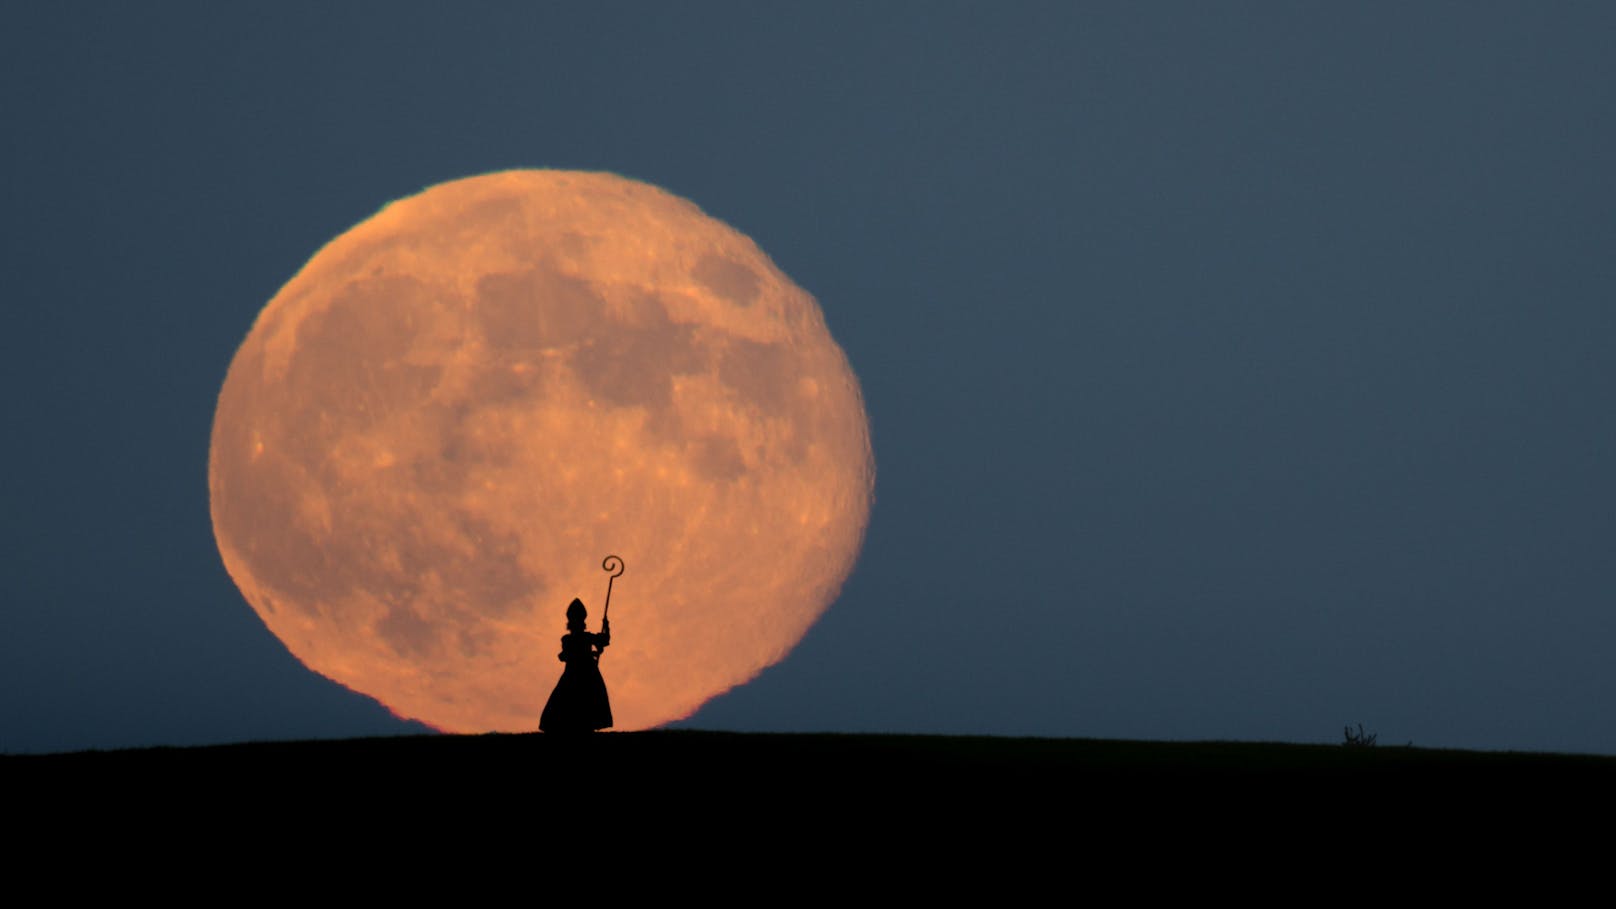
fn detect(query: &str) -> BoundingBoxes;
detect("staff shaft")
[600,555,625,622]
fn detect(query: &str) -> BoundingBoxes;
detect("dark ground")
[10,732,1608,897]
[10,731,1610,855]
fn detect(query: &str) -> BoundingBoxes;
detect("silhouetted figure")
[539,598,613,732]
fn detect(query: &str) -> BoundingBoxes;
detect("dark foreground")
[9,731,1610,868]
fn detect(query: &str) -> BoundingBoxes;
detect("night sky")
[5,4,1614,755]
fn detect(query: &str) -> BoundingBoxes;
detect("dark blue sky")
[4,3,1613,754]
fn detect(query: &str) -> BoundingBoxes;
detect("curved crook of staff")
[601,555,625,622]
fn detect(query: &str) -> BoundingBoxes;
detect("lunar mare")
[209,170,873,732]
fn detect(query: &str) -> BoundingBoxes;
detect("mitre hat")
[566,598,588,622]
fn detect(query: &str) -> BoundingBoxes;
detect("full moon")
[209,170,873,732]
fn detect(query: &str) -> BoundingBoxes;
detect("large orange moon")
[209,170,873,732]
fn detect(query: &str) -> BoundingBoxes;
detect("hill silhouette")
[9,731,1608,865]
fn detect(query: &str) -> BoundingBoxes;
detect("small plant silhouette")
[1342,723,1378,747]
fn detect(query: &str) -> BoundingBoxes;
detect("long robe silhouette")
[539,598,613,732]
